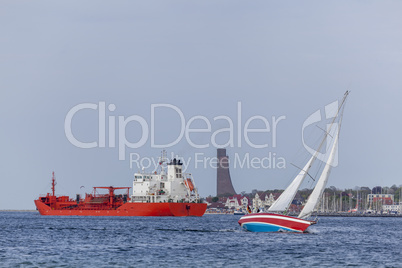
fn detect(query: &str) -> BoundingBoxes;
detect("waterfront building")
[367,194,394,205]
[252,193,276,209]
[382,202,402,214]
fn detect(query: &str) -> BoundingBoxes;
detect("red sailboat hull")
[238,213,315,232]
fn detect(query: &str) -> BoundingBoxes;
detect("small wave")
[305,227,319,234]
[155,228,236,233]
[88,227,106,231]
[46,226,107,231]
[47,227,79,231]
[17,261,34,266]
[155,228,181,232]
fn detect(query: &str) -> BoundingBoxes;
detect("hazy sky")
[1,1,402,209]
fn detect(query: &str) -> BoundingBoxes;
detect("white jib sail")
[298,129,339,219]
[268,154,315,212]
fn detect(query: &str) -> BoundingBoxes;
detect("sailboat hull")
[238,213,315,233]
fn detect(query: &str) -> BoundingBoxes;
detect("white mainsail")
[268,155,315,212]
[298,128,340,219]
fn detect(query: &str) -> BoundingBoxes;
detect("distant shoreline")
[0,210,37,212]
[315,213,402,218]
[209,212,402,218]
[1,211,402,217]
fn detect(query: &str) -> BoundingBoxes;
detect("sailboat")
[238,91,349,232]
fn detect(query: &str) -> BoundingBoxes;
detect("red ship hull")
[34,200,207,217]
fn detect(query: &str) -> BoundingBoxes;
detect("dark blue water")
[1,212,401,267]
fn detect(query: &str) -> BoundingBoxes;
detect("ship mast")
[158,149,168,173]
[51,171,56,197]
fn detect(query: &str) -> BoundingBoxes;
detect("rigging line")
[278,142,312,191]
[304,90,349,174]
[337,94,347,138]
[306,130,327,187]
[290,163,315,181]
[316,125,333,138]
[313,156,325,180]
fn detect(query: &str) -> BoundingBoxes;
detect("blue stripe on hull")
[241,222,302,233]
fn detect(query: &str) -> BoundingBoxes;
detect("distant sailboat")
[238,91,349,232]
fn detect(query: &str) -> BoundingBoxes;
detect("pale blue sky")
[1,1,402,209]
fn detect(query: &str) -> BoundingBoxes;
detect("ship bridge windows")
[135,175,157,180]
[175,167,182,178]
[135,175,156,181]
[135,175,144,182]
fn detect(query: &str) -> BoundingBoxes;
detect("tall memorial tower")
[217,148,236,196]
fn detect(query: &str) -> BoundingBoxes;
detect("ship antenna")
[158,149,167,173]
[51,172,56,197]
[159,149,167,164]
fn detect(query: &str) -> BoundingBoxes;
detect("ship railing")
[131,196,147,201]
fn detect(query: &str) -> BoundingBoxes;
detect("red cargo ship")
[34,153,207,216]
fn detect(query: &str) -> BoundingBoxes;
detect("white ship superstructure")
[131,153,200,203]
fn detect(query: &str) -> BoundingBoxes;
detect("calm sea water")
[1,212,401,267]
